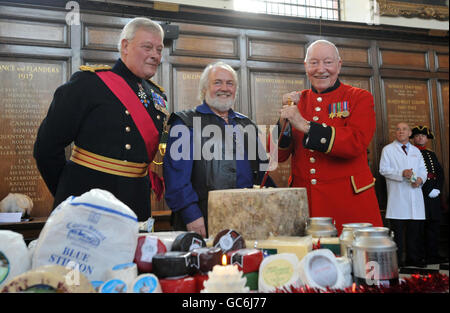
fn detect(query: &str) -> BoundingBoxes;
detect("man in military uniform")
[34,17,168,221]
[276,39,383,234]
[411,126,446,264]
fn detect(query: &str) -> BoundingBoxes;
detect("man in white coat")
[379,122,428,267]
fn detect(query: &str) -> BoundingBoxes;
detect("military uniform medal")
[342,101,350,117]
[137,83,150,108]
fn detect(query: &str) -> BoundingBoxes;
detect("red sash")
[96,71,164,200]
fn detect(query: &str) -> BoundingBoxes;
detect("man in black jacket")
[411,126,446,264]
[34,17,168,221]
[163,61,274,237]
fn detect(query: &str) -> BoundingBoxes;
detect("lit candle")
[201,254,249,293]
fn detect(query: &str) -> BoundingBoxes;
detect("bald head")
[395,122,412,144]
[305,40,341,62]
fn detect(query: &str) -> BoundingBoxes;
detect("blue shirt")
[163,102,257,225]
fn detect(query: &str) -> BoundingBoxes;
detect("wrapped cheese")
[0,230,31,288]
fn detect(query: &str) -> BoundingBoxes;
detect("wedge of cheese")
[246,235,312,261]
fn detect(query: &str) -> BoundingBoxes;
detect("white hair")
[305,39,341,62]
[118,17,164,52]
[198,61,239,102]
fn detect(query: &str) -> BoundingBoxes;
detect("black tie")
[402,145,407,155]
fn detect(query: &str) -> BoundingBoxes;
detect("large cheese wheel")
[208,187,309,240]
[134,235,167,273]
[1,265,95,293]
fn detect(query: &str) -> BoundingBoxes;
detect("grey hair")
[198,61,239,102]
[118,17,164,52]
[305,39,341,62]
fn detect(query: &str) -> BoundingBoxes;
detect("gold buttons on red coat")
[315,107,321,112]
[310,168,316,174]
[317,97,322,102]
[310,157,316,163]
[313,116,319,121]
[311,179,317,185]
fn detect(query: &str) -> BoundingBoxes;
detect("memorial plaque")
[173,68,203,111]
[251,72,306,187]
[0,59,66,217]
[384,79,431,142]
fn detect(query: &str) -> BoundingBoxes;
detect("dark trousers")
[424,219,441,259]
[389,219,425,263]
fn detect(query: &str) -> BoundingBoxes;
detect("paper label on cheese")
[140,237,158,262]
[189,238,203,251]
[132,275,159,293]
[261,259,294,287]
[309,255,338,287]
[100,279,128,293]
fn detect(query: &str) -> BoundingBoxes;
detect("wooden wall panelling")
[0,4,73,218]
[382,78,433,143]
[437,80,449,196]
[249,70,306,188]
[0,56,69,218]
[247,38,305,64]
[0,17,68,48]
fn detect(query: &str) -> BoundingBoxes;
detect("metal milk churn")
[339,223,373,258]
[305,217,337,238]
[350,227,399,287]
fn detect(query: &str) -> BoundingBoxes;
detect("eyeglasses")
[306,59,337,68]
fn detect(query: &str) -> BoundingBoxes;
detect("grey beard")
[205,93,235,112]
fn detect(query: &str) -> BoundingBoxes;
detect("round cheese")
[152,251,192,278]
[190,247,222,274]
[106,262,137,288]
[160,276,197,293]
[0,230,31,288]
[1,265,95,293]
[258,253,302,293]
[227,249,263,273]
[213,229,246,253]
[99,279,128,293]
[130,274,162,293]
[134,235,167,273]
[171,232,206,252]
[298,249,346,290]
[194,273,209,292]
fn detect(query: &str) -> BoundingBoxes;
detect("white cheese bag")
[0,230,31,288]
[32,189,139,282]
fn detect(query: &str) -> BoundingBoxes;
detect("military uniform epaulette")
[79,64,112,72]
[147,79,165,93]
